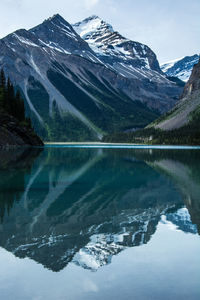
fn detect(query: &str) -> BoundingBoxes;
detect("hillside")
[103,58,200,145]
[154,58,200,131]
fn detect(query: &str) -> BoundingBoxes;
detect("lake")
[0,145,200,300]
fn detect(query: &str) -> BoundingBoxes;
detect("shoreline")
[44,142,142,145]
[44,142,200,149]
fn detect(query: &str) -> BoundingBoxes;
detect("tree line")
[0,69,31,126]
[102,122,200,145]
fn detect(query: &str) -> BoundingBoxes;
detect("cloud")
[84,0,99,10]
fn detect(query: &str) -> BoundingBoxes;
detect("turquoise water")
[0,146,200,300]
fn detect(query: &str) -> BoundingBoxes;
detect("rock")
[0,112,43,148]
[153,58,200,130]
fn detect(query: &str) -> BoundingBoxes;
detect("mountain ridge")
[161,54,199,82]
[154,57,200,130]
[73,15,161,73]
[0,14,182,141]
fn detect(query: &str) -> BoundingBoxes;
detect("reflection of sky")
[0,220,199,300]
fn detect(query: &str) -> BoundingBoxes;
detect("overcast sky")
[0,0,199,63]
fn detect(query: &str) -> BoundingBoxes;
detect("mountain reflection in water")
[0,147,199,272]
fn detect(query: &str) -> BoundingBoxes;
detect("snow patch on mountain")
[13,33,39,47]
[161,57,185,72]
[73,15,114,40]
[73,15,158,73]
[161,54,199,82]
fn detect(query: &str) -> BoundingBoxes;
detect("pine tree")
[0,69,6,88]
[15,90,25,122]
[0,69,6,109]
[51,100,62,140]
[6,77,15,114]
[0,69,32,128]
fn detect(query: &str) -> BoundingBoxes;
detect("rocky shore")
[0,112,43,148]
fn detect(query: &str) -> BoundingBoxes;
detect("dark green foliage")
[47,101,96,141]
[103,115,200,145]
[24,64,158,141]
[0,69,32,127]
[47,67,159,133]
[0,169,25,222]
[0,69,6,109]
[0,148,42,222]
[27,76,49,119]
[27,98,96,142]
[15,90,27,122]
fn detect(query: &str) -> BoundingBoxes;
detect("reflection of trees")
[0,148,42,222]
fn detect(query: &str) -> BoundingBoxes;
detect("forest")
[102,115,200,145]
[0,69,32,127]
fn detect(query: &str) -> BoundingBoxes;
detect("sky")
[0,0,199,63]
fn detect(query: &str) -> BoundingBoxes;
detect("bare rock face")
[183,58,200,97]
[0,112,43,148]
[73,15,161,72]
[153,58,200,131]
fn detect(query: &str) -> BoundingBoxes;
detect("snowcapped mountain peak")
[84,15,102,22]
[73,15,114,41]
[46,13,65,22]
[73,16,161,74]
[161,57,185,72]
[47,14,65,21]
[161,54,199,82]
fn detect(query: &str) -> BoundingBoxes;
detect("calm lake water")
[0,146,200,300]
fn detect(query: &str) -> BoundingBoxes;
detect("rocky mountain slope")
[161,54,199,82]
[0,14,182,141]
[154,58,200,130]
[73,15,161,75]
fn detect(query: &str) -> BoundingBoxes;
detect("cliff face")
[153,58,200,131]
[0,112,43,147]
[182,58,200,97]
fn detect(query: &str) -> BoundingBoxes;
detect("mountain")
[103,58,200,144]
[161,54,199,82]
[73,15,161,74]
[154,57,200,131]
[0,14,182,141]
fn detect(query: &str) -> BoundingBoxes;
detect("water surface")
[0,146,200,300]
